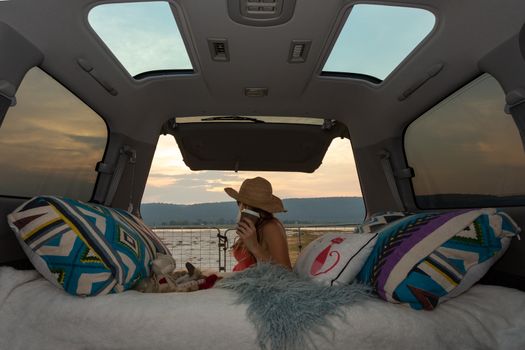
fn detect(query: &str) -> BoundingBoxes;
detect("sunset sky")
[0,68,107,201]
[406,74,525,197]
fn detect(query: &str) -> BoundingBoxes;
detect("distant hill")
[140,197,365,226]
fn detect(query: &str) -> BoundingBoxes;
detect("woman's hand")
[236,218,259,253]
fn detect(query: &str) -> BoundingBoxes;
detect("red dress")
[232,218,285,272]
[232,244,257,272]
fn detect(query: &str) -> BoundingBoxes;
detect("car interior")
[1,0,525,349]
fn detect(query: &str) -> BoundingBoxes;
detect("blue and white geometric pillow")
[8,196,170,296]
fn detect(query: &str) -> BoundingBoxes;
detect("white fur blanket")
[1,266,525,350]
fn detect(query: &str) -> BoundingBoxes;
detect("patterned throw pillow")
[7,196,170,296]
[357,208,520,310]
[294,232,378,286]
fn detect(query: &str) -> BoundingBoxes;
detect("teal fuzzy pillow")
[7,196,170,296]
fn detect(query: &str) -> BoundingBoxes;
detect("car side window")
[0,67,107,201]
[405,73,525,208]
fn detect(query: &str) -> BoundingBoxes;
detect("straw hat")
[224,177,286,213]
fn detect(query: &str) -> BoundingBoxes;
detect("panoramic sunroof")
[323,4,435,82]
[88,1,192,78]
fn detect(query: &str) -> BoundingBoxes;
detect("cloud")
[88,2,192,76]
[0,68,107,200]
[407,75,525,196]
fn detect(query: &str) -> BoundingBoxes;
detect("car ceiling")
[0,0,525,149]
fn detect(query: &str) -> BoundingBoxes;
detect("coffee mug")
[240,209,260,225]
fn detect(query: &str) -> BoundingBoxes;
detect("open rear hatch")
[161,116,349,172]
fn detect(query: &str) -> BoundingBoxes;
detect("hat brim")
[224,187,241,201]
[224,187,286,213]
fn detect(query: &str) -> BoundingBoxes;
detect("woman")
[224,176,292,271]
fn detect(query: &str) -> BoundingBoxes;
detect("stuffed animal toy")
[134,253,219,293]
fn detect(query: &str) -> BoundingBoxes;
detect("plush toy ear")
[185,262,196,275]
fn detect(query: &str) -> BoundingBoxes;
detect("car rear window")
[0,67,108,201]
[405,73,525,208]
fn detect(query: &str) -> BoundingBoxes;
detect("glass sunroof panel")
[88,1,192,77]
[323,4,435,81]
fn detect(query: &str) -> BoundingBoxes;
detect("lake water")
[153,225,356,272]
[153,227,238,272]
